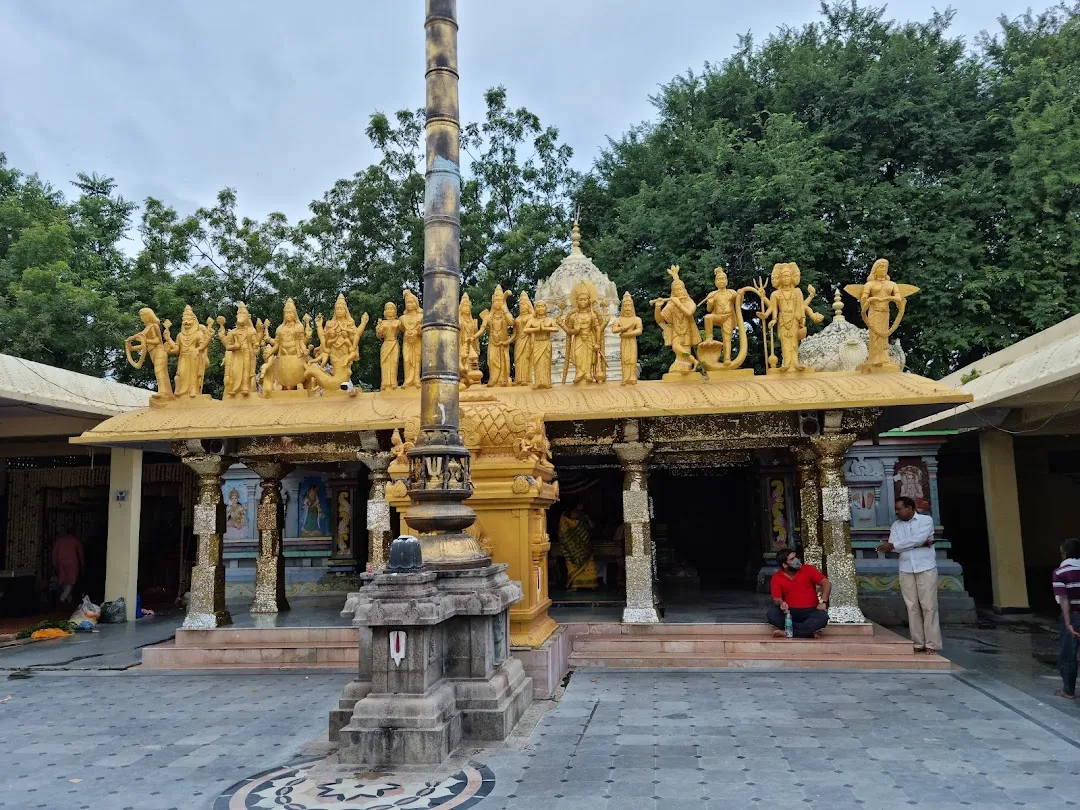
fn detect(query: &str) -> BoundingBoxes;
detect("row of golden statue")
[124,258,915,400]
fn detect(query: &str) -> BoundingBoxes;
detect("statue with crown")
[535,219,623,384]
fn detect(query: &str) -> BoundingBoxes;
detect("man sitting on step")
[766,547,830,639]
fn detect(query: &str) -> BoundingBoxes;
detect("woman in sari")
[559,503,598,590]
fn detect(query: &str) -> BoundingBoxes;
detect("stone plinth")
[334,561,532,767]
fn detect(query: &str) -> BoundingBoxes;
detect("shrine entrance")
[652,467,759,598]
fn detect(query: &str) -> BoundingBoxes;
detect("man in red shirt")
[767,547,831,638]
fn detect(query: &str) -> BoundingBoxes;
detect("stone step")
[572,638,912,656]
[173,626,355,647]
[569,652,953,670]
[570,622,875,637]
[142,639,359,669]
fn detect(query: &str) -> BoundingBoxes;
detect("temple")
[70,228,971,692]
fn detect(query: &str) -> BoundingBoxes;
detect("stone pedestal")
[335,560,531,767]
[388,457,558,649]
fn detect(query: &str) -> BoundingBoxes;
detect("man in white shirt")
[876,495,941,653]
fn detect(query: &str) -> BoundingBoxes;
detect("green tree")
[578,2,1007,379]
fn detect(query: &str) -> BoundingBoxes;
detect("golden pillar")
[794,442,823,571]
[389,397,558,645]
[811,432,866,624]
[358,452,393,571]
[178,450,233,629]
[614,442,660,623]
[246,460,292,614]
[405,0,486,568]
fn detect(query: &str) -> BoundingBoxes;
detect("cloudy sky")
[0,0,1039,226]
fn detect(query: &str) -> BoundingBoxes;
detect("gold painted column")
[979,430,1030,611]
[406,0,485,567]
[811,433,866,624]
[246,461,292,614]
[794,443,823,571]
[614,442,659,623]
[359,452,393,571]
[179,452,233,629]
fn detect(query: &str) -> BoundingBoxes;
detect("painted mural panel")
[298,477,329,537]
[223,483,253,539]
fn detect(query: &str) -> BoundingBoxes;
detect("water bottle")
[784,609,793,638]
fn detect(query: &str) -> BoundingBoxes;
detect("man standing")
[1052,537,1080,700]
[876,496,940,654]
[767,548,830,638]
[51,529,84,604]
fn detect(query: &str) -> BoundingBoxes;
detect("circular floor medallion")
[217,759,494,810]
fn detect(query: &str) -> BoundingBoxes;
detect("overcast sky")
[0,0,1040,226]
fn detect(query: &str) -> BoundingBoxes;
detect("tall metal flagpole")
[405,0,487,568]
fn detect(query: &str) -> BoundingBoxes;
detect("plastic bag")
[69,595,101,632]
[100,598,126,624]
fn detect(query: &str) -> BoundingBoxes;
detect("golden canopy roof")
[72,372,969,449]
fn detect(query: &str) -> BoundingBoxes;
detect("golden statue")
[478,285,515,387]
[375,301,402,391]
[561,280,602,384]
[513,291,534,386]
[458,293,483,388]
[400,290,423,389]
[518,414,554,469]
[217,303,262,397]
[524,301,560,389]
[593,299,610,383]
[611,292,642,385]
[844,259,918,373]
[754,262,823,373]
[390,428,413,466]
[652,265,701,376]
[260,298,313,395]
[163,305,212,398]
[307,294,369,390]
[696,267,752,373]
[125,307,173,398]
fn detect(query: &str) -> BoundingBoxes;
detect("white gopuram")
[534,222,622,384]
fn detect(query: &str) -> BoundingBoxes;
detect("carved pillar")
[359,452,393,571]
[614,442,659,623]
[180,453,233,629]
[794,443,822,571]
[246,460,292,614]
[811,432,866,624]
[924,455,942,526]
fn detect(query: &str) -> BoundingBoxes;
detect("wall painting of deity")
[222,484,252,540]
[298,477,330,537]
[893,458,932,514]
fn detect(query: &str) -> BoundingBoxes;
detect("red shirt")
[770,564,825,609]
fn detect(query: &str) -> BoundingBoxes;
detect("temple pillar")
[104,447,143,622]
[245,460,292,614]
[180,452,233,629]
[794,443,822,571]
[614,441,659,623]
[811,433,867,624]
[359,452,393,571]
[979,431,1030,611]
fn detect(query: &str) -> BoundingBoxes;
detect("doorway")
[652,468,761,614]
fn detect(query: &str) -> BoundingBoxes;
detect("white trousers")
[899,568,942,651]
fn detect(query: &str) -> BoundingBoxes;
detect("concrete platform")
[567,621,954,670]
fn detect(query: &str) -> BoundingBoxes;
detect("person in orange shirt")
[51,530,84,603]
[767,547,831,638]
